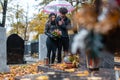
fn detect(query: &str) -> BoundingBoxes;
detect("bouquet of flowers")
[64,54,80,68]
[52,29,62,38]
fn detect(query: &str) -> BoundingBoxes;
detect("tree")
[38,0,53,6]
[0,0,8,27]
[6,1,32,40]
[29,12,48,40]
[8,22,26,38]
[7,3,30,40]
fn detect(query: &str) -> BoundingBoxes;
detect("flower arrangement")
[52,29,62,38]
[63,54,80,68]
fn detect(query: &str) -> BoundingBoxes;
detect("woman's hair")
[49,13,56,18]
[59,7,68,14]
[48,13,56,25]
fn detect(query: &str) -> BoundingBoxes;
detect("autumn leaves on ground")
[0,61,44,80]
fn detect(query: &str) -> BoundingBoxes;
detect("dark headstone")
[31,40,39,55]
[24,42,31,54]
[7,34,25,64]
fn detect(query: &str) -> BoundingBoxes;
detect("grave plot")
[15,63,115,80]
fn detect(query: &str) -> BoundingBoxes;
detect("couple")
[44,7,71,64]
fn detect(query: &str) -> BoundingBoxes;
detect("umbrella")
[43,0,74,14]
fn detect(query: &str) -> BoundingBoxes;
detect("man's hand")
[58,21,63,26]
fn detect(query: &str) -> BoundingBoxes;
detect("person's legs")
[63,37,69,56]
[57,47,62,63]
[57,38,62,63]
[46,37,52,64]
[47,49,51,64]
[51,49,56,64]
[51,41,57,64]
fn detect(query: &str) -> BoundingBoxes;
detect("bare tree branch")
[0,0,3,8]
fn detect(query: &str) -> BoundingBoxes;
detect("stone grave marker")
[39,34,47,60]
[31,40,39,55]
[7,34,25,64]
[0,27,9,72]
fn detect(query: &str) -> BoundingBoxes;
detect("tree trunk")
[1,0,8,27]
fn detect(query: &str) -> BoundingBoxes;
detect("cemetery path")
[24,54,39,64]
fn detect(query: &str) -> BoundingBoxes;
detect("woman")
[44,13,58,64]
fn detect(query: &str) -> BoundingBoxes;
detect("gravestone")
[0,27,9,72]
[7,34,25,64]
[24,41,31,54]
[39,34,47,60]
[31,40,39,55]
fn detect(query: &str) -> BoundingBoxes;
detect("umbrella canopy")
[43,0,74,14]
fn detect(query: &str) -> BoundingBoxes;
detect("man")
[56,7,72,63]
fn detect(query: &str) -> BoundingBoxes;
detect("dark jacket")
[44,21,57,39]
[56,16,71,37]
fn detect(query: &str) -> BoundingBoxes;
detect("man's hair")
[59,7,68,14]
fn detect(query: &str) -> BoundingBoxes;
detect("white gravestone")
[39,34,47,60]
[0,27,9,72]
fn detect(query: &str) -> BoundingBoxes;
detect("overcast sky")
[10,0,39,16]
[6,0,42,32]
